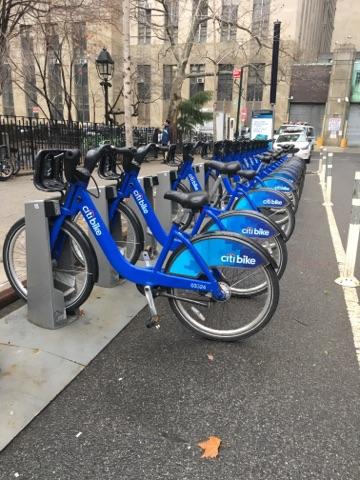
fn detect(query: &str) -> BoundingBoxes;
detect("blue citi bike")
[93,141,288,282]
[3,144,280,341]
[168,142,297,240]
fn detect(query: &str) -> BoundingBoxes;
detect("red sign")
[232,69,241,79]
[32,106,40,113]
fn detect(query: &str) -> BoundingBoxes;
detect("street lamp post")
[96,48,114,126]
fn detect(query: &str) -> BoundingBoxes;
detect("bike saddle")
[205,160,241,174]
[256,154,273,164]
[237,170,257,180]
[164,190,209,211]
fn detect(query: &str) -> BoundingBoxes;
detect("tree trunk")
[212,0,217,141]
[165,0,208,141]
[122,0,133,147]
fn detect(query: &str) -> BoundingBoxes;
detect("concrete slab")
[0,345,83,452]
[0,281,146,451]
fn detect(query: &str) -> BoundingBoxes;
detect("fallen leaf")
[207,354,214,362]
[198,436,221,459]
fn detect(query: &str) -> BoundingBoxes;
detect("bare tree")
[0,0,48,92]
[122,0,133,145]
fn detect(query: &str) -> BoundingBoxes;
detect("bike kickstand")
[144,285,161,329]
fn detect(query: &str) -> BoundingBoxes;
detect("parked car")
[273,130,312,163]
[274,123,316,148]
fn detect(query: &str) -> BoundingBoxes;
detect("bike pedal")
[144,286,160,329]
[146,315,161,329]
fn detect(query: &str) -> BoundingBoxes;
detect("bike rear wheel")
[3,218,97,311]
[259,205,295,240]
[166,256,279,341]
[0,159,13,180]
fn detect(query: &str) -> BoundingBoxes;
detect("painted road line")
[322,152,333,206]
[319,173,360,367]
[335,171,360,288]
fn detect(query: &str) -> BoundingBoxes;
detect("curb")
[0,284,19,310]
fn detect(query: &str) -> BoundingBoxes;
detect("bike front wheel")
[0,159,14,180]
[3,218,97,311]
[166,258,279,341]
[74,202,144,264]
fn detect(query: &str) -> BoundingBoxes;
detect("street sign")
[240,107,247,121]
[32,106,40,113]
[328,117,341,133]
[232,69,241,79]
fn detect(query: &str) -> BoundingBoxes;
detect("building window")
[46,24,63,120]
[72,22,89,123]
[220,0,239,42]
[74,62,89,122]
[252,0,270,38]
[163,65,176,100]
[217,64,233,101]
[164,0,179,43]
[1,64,15,116]
[137,65,151,101]
[193,0,208,43]
[355,72,360,86]
[247,64,265,101]
[72,21,87,58]
[20,25,37,117]
[190,64,205,97]
[138,0,151,44]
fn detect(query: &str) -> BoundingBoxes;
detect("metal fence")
[0,116,156,171]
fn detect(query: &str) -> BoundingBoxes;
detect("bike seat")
[237,170,257,180]
[205,160,241,174]
[256,154,273,164]
[164,190,209,211]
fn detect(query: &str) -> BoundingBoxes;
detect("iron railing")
[0,116,156,171]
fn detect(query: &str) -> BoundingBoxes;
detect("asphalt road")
[0,172,359,479]
[330,152,360,277]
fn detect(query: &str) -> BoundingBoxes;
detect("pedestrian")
[161,120,171,146]
[152,127,161,144]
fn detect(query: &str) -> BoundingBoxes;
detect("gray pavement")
[0,173,359,479]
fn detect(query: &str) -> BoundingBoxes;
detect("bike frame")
[49,180,225,297]
[106,169,228,246]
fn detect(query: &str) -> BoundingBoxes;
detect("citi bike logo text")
[188,174,200,191]
[221,253,256,266]
[241,226,270,237]
[82,206,102,236]
[133,190,149,214]
[263,199,283,206]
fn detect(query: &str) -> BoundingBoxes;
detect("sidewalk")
[0,173,359,479]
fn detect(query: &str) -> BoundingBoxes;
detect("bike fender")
[205,211,279,239]
[168,233,269,278]
[235,188,290,209]
[259,178,293,192]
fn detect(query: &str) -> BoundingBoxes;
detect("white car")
[274,124,316,149]
[273,131,312,163]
